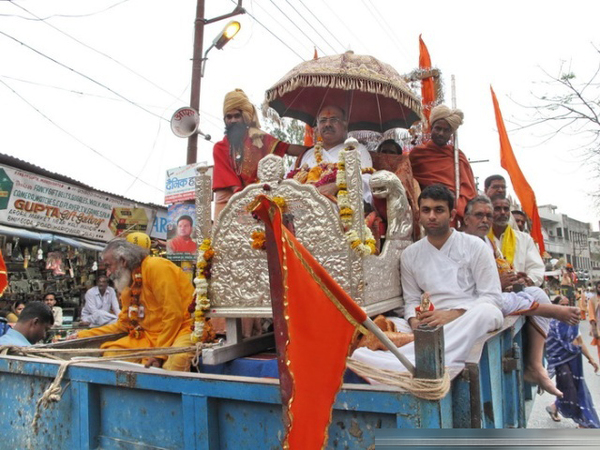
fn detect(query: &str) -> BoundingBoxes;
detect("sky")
[1,0,599,229]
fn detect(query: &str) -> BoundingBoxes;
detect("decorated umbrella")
[265,51,422,132]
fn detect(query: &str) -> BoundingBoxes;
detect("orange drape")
[490,87,546,255]
[304,124,314,147]
[419,35,435,125]
[0,250,7,296]
[252,196,366,450]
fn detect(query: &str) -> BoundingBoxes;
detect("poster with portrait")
[166,203,197,261]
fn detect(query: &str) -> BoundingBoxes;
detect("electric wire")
[266,0,326,56]
[0,77,163,194]
[297,0,347,53]
[2,0,130,20]
[320,1,369,53]
[362,0,410,61]
[283,0,338,55]
[0,30,167,121]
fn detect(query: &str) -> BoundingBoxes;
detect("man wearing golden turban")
[212,89,305,217]
[409,105,477,225]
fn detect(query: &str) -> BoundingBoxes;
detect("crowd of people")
[1,87,599,428]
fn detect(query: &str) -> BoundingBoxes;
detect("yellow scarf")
[488,226,516,265]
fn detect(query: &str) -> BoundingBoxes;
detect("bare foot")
[552,306,580,326]
[524,368,563,397]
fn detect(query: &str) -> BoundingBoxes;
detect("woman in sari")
[546,296,600,427]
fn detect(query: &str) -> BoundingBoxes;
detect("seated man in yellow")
[74,239,194,371]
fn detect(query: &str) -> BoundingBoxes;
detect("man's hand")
[65,332,79,341]
[499,271,517,291]
[516,272,534,286]
[419,309,465,327]
[144,357,164,369]
[317,182,339,197]
[408,317,421,331]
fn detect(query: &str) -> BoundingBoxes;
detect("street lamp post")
[186,0,244,165]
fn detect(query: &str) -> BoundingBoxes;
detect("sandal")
[546,405,561,422]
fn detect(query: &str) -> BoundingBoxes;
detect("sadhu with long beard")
[212,89,306,217]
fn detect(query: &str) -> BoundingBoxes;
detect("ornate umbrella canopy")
[264,51,422,132]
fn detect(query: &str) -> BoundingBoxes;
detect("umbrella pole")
[451,75,460,212]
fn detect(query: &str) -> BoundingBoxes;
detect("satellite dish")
[170,107,200,138]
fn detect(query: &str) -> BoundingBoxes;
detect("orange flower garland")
[191,239,214,343]
[127,267,144,339]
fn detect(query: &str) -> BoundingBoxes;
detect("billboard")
[166,203,197,261]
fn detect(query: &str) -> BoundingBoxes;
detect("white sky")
[1,0,599,229]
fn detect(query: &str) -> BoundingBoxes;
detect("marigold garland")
[336,145,377,256]
[190,238,214,343]
[251,230,267,250]
[127,267,144,339]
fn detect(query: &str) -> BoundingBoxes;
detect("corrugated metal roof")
[0,152,165,210]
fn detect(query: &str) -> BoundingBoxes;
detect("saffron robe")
[78,257,194,369]
[212,133,289,192]
[409,140,477,221]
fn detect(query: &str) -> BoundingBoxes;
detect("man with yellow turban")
[212,89,305,217]
[409,105,477,224]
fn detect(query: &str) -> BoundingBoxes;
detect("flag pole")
[361,317,416,375]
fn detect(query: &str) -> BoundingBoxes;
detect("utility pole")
[187,0,205,165]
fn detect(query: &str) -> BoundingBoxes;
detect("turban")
[223,89,265,148]
[429,105,464,132]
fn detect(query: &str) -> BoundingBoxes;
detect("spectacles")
[317,117,342,125]
[471,212,493,220]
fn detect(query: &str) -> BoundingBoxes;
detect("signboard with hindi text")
[0,165,157,242]
[165,163,212,205]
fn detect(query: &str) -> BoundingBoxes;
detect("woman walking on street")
[546,296,600,428]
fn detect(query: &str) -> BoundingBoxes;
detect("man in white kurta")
[297,105,373,204]
[488,196,544,286]
[81,275,121,327]
[352,185,503,373]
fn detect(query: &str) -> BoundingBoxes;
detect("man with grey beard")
[73,239,195,371]
[212,89,306,217]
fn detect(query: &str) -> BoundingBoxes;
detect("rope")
[346,358,451,401]
[5,342,222,433]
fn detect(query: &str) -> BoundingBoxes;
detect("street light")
[201,20,241,77]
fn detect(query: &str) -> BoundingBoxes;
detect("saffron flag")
[252,196,367,450]
[419,35,435,125]
[304,123,314,147]
[490,87,546,255]
[0,250,7,296]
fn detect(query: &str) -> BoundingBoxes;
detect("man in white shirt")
[81,275,121,327]
[296,105,373,203]
[352,184,503,373]
[488,195,544,286]
[463,195,579,397]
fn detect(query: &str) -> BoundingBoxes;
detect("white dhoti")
[500,286,551,336]
[351,302,503,374]
[89,310,119,327]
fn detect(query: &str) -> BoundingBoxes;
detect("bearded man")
[409,105,477,224]
[74,239,195,371]
[212,89,306,217]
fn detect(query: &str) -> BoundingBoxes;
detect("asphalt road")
[527,319,600,428]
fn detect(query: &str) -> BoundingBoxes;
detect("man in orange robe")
[212,89,306,217]
[74,239,194,371]
[409,105,477,224]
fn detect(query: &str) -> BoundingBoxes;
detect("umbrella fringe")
[266,75,422,120]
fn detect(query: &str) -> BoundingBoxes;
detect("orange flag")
[252,196,367,450]
[0,250,7,296]
[419,35,435,125]
[303,123,314,147]
[490,87,546,255]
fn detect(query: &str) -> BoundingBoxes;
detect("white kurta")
[82,286,121,327]
[352,230,504,374]
[490,228,544,286]
[299,142,373,204]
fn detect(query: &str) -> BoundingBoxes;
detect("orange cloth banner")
[0,250,7,296]
[252,196,367,449]
[419,35,435,125]
[490,87,546,255]
[304,124,314,147]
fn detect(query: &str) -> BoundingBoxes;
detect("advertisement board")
[165,163,212,205]
[166,203,197,261]
[0,165,156,242]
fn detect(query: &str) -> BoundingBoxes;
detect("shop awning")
[0,224,105,252]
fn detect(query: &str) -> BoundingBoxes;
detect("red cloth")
[419,35,435,125]
[491,87,546,255]
[409,140,477,221]
[0,250,7,297]
[212,133,289,192]
[252,196,367,450]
